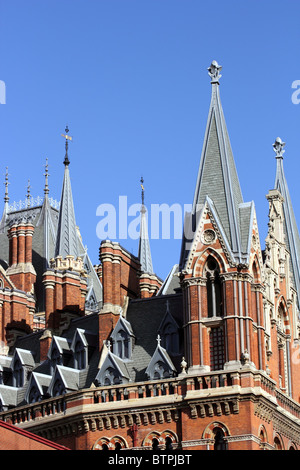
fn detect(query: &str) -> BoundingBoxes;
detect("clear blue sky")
[0,0,300,280]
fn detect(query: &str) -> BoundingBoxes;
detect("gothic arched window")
[213,428,227,450]
[205,256,223,318]
[53,379,65,397]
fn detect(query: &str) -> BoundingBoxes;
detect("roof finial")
[26,179,31,208]
[44,157,50,195]
[140,176,145,205]
[61,125,72,166]
[4,167,9,204]
[273,137,285,159]
[208,60,222,84]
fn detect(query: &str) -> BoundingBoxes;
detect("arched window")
[213,428,227,450]
[103,367,121,386]
[274,436,282,450]
[277,301,291,395]
[152,438,160,450]
[115,330,130,359]
[205,256,223,318]
[28,385,40,403]
[161,322,179,355]
[53,379,65,397]
[165,437,173,450]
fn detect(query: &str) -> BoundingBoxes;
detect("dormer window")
[110,315,134,361]
[13,359,23,387]
[53,378,65,397]
[74,341,86,370]
[50,346,62,375]
[114,330,130,359]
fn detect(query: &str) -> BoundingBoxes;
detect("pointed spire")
[138,176,154,274]
[55,126,79,259]
[192,60,243,259]
[273,138,300,305]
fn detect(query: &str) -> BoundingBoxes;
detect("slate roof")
[125,293,183,382]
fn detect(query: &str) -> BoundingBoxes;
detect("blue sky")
[0,0,300,280]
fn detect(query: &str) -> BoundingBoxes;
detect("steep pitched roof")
[138,179,154,274]
[55,161,79,259]
[193,61,243,253]
[180,61,253,269]
[273,137,300,306]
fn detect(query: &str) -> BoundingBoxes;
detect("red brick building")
[0,61,299,450]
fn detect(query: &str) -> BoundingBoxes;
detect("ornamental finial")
[44,157,50,195]
[61,125,73,166]
[208,60,222,84]
[4,167,9,204]
[26,179,31,208]
[273,137,285,159]
[140,176,145,205]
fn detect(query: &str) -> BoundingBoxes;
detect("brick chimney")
[6,221,36,293]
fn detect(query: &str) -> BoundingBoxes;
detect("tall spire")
[273,137,300,305]
[192,60,244,259]
[138,177,154,274]
[55,126,79,259]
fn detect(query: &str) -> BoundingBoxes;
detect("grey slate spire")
[138,177,154,274]
[273,137,300,305]
[55,127,79,259]
[192,60,243,258]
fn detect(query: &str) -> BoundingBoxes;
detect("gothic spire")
[273,137,300,306]
[138,177,154,274]
[55,126,79,259]
[192,60,244,259]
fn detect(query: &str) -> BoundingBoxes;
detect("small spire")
[208,60,222,84]
[4,167,9,204]
[44,158,50,195]
[26,179,31,208]
[273,137,285,159]
[156,334,161,346]
[61,125,73,166]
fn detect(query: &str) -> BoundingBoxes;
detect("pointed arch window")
[277,302,291,395]
[53,378,65,397]
[205,256,223,318]
[213,428,227,450]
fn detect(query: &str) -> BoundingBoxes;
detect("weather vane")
[61,125,73,166]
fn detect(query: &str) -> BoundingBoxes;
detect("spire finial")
[61,125,72,166]
[44,157,50,195]
[27,179,31,208]
[140,176,145,205]
[273,137,285,159]
[208,60,222,84]
[4,167,9,204]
